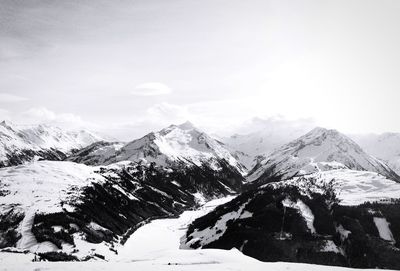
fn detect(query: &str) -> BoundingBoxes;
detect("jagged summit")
[247,127,400,184]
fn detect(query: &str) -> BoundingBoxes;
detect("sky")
[1,0,400,140]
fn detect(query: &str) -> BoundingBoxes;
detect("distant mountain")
[246,127,400,185]
[0,121,107,167]
[220,118,313,169]
[70,121,247,177]
[182,171,400,269]
[351,132,400,175]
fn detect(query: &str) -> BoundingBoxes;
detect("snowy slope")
[66,141,125,165]
[0,121,107,167]
[351,132,400,175]
[247,127,400,184]
[271,169,400,205]
[104,122,246,175]
[0,161,105,215]
[18,124,105,153]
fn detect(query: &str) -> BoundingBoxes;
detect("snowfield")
[2,250,390,271]
[0,160,105,215]
[274,169,400,205]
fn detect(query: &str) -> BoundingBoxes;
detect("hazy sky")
[1,0,400,139]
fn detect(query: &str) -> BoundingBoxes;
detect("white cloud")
[19,107,90,129]
[0,93,28,102]
[146,102,188,122]
[131,82,172,96]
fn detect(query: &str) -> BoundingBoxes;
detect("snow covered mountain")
[182,169,400,269]
[70,121,246,177]
[0,121,107,167]
[246,127,400,185]
[351,132,400,175]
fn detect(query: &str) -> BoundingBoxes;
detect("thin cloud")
[131,82,172,96]
[0,93,28,102]
[19,107,92,130]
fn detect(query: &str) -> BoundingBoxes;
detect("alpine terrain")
[0,121,107,167]
[0,121,245,262]
[1,122,400,270]
[246,127,400,186]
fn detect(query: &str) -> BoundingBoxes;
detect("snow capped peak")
[307,127,339,137]
[278,127,364,154]
[247,127,400,184]
[301,127,349,142]
[107,123,246,175]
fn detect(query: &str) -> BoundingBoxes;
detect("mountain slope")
[182,171,400,269]
[0,121,106,167]
[66,141,125,166]
[247,127,400,185]
[0,158,242,259]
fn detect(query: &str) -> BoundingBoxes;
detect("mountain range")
[0,121,107,167]
[1,120,400,269]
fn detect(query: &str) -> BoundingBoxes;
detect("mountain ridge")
[0,121,108,167]
[246,127,400,185]
[69,122,247,177]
